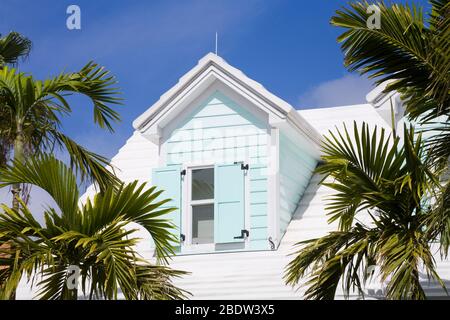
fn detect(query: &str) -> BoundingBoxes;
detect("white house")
[18,53,450,300]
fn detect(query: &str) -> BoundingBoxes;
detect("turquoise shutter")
[214,163,245,243]
[152,165,182,244]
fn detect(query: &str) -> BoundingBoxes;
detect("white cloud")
[298,74,374,109]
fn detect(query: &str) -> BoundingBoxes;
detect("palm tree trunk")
[11,123,25,211]
[7,123,25,300]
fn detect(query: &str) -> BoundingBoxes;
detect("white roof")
[132,52,322,148]
[298,103,392,136]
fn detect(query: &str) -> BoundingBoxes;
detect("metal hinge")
[180,169,186,177]
[180,234,185,242]
[234,229,249,239]
[234,161,249,171]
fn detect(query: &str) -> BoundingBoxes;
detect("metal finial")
[215,32,218,55]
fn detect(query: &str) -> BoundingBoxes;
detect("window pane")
[192,204,214,244]
[192,168,214,200]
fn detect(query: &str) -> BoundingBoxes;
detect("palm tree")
[0,155,189,300]
[331,0,450,287]
[0,62,122,211]
[331,0,450,168]
[0,32,31,69]
[0,31,31,167]
[285,122,446,299]
[284,0,450,300]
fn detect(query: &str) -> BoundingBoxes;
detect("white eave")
[365,80,399,108]
[132,52,322,148]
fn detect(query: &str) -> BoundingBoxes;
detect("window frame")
[185,164,216,250]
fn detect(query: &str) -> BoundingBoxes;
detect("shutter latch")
[180,169,186,177]
[180,234,185,242]
[234,229,249,239]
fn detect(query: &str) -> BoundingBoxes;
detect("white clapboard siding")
[79,131,159,203]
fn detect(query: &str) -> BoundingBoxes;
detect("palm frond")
[424,180,450,257]
[317,122,403,230]
[0,32,31,68]
[51,132,121,192]
[285,224,373,299]
[0,62,122,193]
[41,61,122,132]
[331,1,449,118]
[81,181,179,263]
[135,264,190,300]
[0,155,79,227]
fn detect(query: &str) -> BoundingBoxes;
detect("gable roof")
[132,53,322,148]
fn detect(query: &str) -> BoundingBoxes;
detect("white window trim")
[187,165,214,247]
[267,127,280,249]
[181,163,214,252]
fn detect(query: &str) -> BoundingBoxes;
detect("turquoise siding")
[164,91,269,250]
[279,133,317,237]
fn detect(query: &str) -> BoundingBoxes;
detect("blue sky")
[0,0,430,216]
